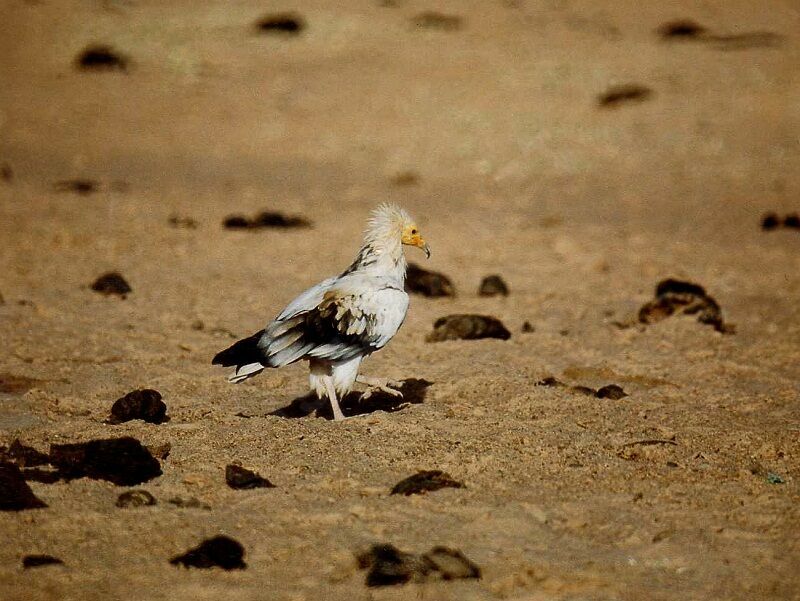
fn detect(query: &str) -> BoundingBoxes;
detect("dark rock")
[521,321,535,333]
[223,211,311,230]
[22,555,63,568]
[108,389,168,424]
[784,213,800,229]
[167,496,211,510]
[357,543,480,587]
[478,275,509,297]
[49,437,162,486]
[598,84,653,108]
[0,439,50,467]
[0,462,47,511]
[657,20,707,39]
[1,163,13,182]
[391,470,464,496]
[761,212,781,230]
[75,45,128,71]
[638,278,732,333]
[406,263,455,297]
[116,489,156,508]
[356,544,430,586]
[53,179,98,195]
[596,384,628,400]
[225,464,275,489]
[535,376,565,387]
[90,272,132,297]
[255,13,305,35]
[411,12,463,31]
[427,314,510,342]
[170,536,246,570]
[570,385,597,396]
[422,547,481,580]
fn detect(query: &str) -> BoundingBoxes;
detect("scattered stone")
[53,179,98,195]
[22,555,63,569]
[108,389,168,424]
[411,12,464,31]
[391,470,464,496]
[357,544,430,586]
[406,263,455,297]
[762,212,800,231]
[170,536,246,570]
[521,321,535,333]
[422,547,481,581]
[49,437,162,486]
[390,171,420,186]
[570,385,596,396]
[75,45,128,71]
[167,496,211,510]
[427,314,510,342]
[1,163,13,182]
[657,19,707,39]
[595,384,628,400]
[225,464,275,490]
[598,84,653,108]
[0,373,39,395]
[0,462,47,511]
[766,472,785,484]
[116,489,156,508]
[638,278,732,333]
[90,272,132,297]
[356,543,480,587]
[168,215,198,229]
[0,439,50,467]
[223,210,311,230]
[255,13,305,35]
[535,376,564,387]
[478,275,509,297]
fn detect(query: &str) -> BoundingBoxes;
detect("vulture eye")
[411,228,417,235]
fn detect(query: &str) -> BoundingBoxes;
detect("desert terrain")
[1,1,799,599]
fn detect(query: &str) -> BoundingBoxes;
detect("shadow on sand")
[269,378,433,420]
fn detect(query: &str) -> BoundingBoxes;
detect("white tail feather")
[228,362,264,383]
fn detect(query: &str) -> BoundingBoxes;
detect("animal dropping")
[406,263,455,297]
[213,205,431,421]
[426,314,511,342]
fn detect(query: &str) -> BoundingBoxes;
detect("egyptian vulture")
[212,204,430,421]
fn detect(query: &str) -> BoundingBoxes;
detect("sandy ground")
[1,0,799,599]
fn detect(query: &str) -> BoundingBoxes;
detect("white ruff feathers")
[212,204,425,421]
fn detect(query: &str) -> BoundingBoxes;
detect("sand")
[1,0,799,599]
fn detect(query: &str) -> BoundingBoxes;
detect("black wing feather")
[211,329,266,366]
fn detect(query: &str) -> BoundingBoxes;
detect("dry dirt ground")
[1,1,799,599]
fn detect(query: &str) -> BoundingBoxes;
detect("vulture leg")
[323,375,346,421]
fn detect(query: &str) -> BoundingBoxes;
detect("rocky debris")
[90,272,132,297]
[598,84,653,108]
[170,536,246,570]
[410,12,464,31]
[0,374,39,395]
[405,263,455,297]
[75,45,128,71]
[49,437,162,486]
[22,555,63,568]
[656,20,781,50]
[1,163,12,182]
[762,212,800,231]
[478,275,509,297]
[638,278,732,333]
[521,321,535,333]
[167,496,211,510]
[595,384,628,400]
[391,470,464,496]
[427,314,510,342]
[223,210,311,230]
[53,179,98,195]
[0,462,47,511]
[108,389,168,424]
[116,489,156,508]
[657,19,707,39]
[0,439,50,467]
[535,378,627,399]
[225,464,275,490]
[356,543,480,587]
[255,13,305,35]
[167,215,198,229]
